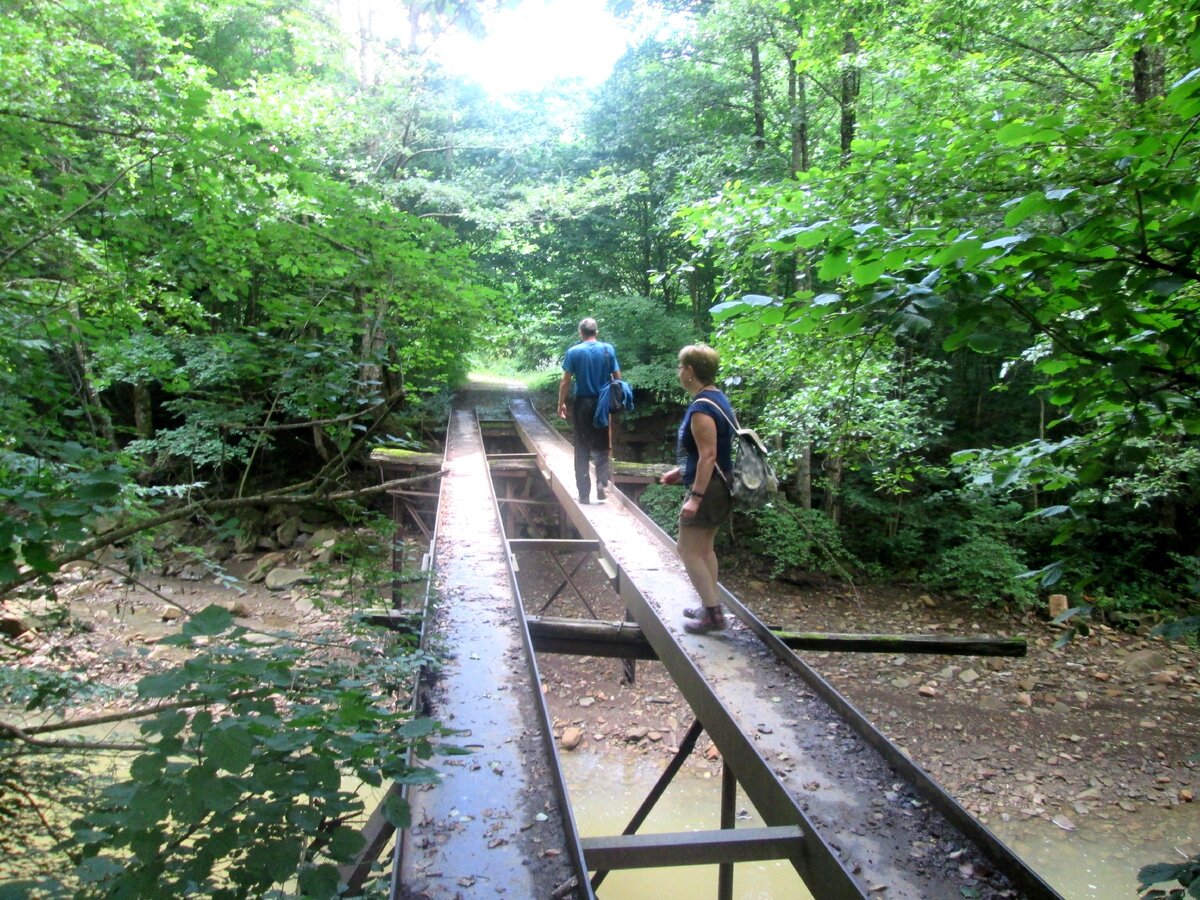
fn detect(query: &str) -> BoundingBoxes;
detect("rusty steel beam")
[390,408,591,900]
[509,396,1062,900]
[509,538,602,553]
[581,826,805,870]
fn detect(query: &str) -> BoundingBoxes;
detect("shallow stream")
[562,745,1199,900]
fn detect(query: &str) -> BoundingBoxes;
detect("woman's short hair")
[679,344,719,383]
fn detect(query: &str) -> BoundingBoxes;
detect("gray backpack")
[696,398,779,508]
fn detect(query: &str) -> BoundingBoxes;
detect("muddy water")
[564,745,1199,900]
[561,748,812,899]
[993,811,1200,900]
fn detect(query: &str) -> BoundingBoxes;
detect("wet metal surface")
[395,409,583,898]
[509,397,1061,900]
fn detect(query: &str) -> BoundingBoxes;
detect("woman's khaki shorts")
[679,476,732,529]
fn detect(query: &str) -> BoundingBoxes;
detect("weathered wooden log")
[773,630,1027,657]
[527,616,1026,658]
[528,616,657,660]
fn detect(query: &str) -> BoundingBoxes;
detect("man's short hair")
[578,317,598,337]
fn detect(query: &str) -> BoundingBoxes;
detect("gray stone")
[276,516,302,548]
[309,527,340,549]
[1120,649,1168,675]
[959,669,980,684]
[247,552,286,584]
[178,564,206,582]
[265,568,314,591]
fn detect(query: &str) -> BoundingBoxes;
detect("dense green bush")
[638,482,685,540]
[747,502,858,579]
[924,531,1038,607]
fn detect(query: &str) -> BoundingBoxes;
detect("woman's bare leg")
[677,525,720,608]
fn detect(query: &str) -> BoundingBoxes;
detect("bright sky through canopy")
[435,0,632,96]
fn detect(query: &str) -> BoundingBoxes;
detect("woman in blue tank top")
[658,344,735,634]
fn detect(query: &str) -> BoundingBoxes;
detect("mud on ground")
[4,542,1198,884]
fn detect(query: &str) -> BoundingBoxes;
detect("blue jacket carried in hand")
[594,380,635,428]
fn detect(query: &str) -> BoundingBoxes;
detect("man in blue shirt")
[558,317,621,503]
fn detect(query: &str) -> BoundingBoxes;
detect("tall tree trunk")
[1132,45,1165,103]
[750,41,766,153]
[788,56,809,175]
[839,31,860,164]
[67,303,117,450]
[639,196,653,297]
[797,442,812,510]
[824,454,843,525]
[359,287,389,397]
[133,382,153,440]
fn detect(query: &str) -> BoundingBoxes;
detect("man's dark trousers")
[571,396,611,501]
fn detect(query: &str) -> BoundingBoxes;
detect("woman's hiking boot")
[683,605,726,634]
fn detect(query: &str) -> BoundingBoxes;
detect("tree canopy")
[3,0,1200,893]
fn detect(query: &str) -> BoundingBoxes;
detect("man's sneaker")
[596,485,607,501]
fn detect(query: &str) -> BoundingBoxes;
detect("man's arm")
[557,371,572,419]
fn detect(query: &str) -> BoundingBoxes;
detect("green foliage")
[1138,849,1200,899]
[0,445,132,583]
[0,665,116,711]
[587,294,701,412]
[748,503,858,579]
[0,0,496,585]
[926,532,1038,608]
[665,0,1200,608]
[639,482,685,539]
[27,605,449,898]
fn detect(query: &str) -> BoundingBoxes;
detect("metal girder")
[615,573,866,899]
[538,551,598,618]
[509,399,865,898]
[390,408,590,899]
[581,826,805,870]
[528,616,1027,659]
[509,538,602,553]
[508,396,1062,900]
[590,719,706,891]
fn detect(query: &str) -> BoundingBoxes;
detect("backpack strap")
[694,396,740,432]
[693,396,739,484]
